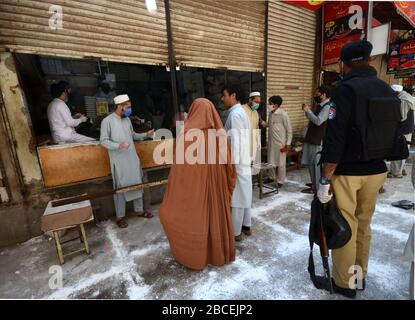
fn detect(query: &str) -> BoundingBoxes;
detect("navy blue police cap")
[340,40,373,63]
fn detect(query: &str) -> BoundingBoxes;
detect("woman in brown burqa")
[159,98,236,270]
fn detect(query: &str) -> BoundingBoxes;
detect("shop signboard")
[388,39,415,76]
[322,1,368,66]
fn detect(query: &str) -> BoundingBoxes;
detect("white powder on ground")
[45,223,151,299]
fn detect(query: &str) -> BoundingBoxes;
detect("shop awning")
[373,1,415,30]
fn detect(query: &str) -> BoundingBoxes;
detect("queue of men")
[44,39,414,299]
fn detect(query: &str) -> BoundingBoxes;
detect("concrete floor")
[0,167,413,300]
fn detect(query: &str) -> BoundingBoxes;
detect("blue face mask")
[122,107,132,118]
[251,102,260,110]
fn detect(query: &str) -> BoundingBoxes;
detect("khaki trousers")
[331,172,387,288]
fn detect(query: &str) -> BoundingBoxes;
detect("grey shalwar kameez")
[301,100,330,189]
[100,112,150,218]
[267,108,292,184]
[390,91,415,176]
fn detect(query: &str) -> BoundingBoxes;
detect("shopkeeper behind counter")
[47,81,96,144]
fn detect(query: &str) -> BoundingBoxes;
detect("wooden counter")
[38,140,173,188]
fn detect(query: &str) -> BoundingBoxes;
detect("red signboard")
[322,1,368,66]
[394,1,415,28]
[282,1,324,11]
[387,39,415,77]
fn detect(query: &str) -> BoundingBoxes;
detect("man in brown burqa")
[159,98,236,270]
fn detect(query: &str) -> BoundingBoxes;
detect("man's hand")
[302,104,311,112]
[80,115,88,123]
[147,129,155,139]
[118,142,130,150]
[317,183,332,203]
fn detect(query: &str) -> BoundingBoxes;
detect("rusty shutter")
[267,1,317,132]
[0,0,168,66]
[170,0,266,72]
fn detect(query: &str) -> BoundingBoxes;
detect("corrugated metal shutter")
[170,0,265,72]
[0,0,168,65]
[267,1,317,132]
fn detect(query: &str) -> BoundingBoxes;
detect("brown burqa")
[159,98,236,270]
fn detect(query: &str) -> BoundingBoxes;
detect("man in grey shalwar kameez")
[300,85,331,193]
[265,96,292,186]
[222,85,253,241]
[100,94,155,228]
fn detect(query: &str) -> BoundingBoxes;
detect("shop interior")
[14,53,266,146]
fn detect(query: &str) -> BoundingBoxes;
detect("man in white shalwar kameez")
[47,81,95,144]
[100,94,155,228]
[389,85,415,178]
[222,85,252,241]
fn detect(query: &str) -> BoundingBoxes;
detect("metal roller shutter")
[0,0,168,65]
[170,0,266,72]
[267,0,317,132]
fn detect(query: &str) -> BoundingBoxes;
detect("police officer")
[318,40,399,298]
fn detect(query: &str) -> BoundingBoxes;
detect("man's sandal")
[136,211,154,219]
[116,218,128,228]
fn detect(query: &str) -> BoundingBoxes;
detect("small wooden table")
[254,163,279,199]
[42,200,94,264]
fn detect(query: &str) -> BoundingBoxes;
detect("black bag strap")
[308,198,325,289]
[307,158,331,291]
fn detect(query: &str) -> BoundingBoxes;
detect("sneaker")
[332,279,356,299]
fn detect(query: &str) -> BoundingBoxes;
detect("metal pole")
[367,1,373,41]
[164,0,179,115]
[264,1,269,153]
[264,0,269,104]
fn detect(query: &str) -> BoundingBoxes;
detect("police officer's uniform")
[321,41,395,292]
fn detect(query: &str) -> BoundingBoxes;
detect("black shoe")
[277,183,283,188]
[332,279,356,299]
[305,183,313,187]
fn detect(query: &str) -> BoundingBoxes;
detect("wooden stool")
[42,200,94,265]
[254,163,279,199]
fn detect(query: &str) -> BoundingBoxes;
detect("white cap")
[391,84,403,92]
[113,94,130,105]
[249,91,261,98]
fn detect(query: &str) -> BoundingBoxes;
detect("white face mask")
[267,104,274,112]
